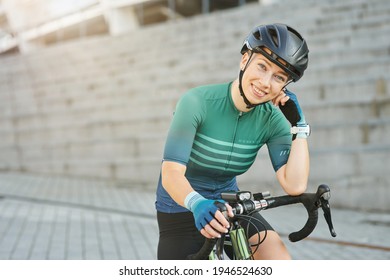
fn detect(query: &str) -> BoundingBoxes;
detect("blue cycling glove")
[184,192,225,231]
[279,89,309,139]
[280,89,306,126]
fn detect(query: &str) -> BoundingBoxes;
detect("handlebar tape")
[289,208,318,242]
[266,194,319,242]
[186,238,216,260]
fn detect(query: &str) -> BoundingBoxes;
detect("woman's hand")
[272,89,290,106]
[199,203,234,239]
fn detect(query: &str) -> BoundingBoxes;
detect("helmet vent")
[253,30,261,40]
[287,26,303,40]
[268,27,279,47]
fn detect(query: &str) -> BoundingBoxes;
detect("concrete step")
[303,53,390,77]
[309,41,390,66]
[16,135,165,163]
[304,96,390,123]
[317,3,390,27]
[292,75,389,104]
[320,0,390,15]
[310,118,390,148]
[308,143,390,211]
[0,147,20,170]
[308,13,390,47]
[15,155,162,186]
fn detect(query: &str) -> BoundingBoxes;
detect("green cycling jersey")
[156,82,292,212]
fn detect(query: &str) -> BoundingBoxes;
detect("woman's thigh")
[157,211,205,260]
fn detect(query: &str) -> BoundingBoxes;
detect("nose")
[259,72,272,88]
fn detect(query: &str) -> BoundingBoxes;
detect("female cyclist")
[155,23,310,260]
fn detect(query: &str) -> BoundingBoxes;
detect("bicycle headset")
[238,23,309,108]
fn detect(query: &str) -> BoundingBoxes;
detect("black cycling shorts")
[157,210,274,260]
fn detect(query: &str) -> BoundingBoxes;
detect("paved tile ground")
[0,172,389,260]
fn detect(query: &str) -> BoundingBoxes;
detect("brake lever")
[319,192,337,237]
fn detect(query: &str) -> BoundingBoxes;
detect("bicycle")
[186,184,337,260]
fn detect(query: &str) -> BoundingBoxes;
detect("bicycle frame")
[209,227,252,260]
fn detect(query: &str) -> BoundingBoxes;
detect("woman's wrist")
[184,191,205,211]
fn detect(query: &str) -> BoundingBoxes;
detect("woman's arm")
[276,138,309,196]
[161,161,193,207]
[161,160,233,238]
[273,89,310,195]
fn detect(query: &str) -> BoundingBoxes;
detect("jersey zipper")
[225,111,243,171]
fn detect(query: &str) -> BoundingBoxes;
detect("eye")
[258,63,266,71]
[274,74,286,83]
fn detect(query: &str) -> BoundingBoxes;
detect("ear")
[240,52,250,71]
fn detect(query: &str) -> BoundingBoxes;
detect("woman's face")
[240,50,289,105]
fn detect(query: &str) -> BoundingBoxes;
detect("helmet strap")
[238,69,255,109]
[238,52,255,109]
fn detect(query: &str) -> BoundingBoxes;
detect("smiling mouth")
[252,84,267,98]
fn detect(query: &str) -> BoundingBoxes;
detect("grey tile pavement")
[0,172,389,260]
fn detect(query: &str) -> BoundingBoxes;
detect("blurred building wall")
[0,0,258,54]
[0,0,389,211]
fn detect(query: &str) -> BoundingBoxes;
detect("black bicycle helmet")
[240,23,309,82]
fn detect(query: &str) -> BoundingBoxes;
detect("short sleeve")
[163,89,205,165]
[266,110,292,171]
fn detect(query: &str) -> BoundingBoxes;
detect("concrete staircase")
[0,0,389,211]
